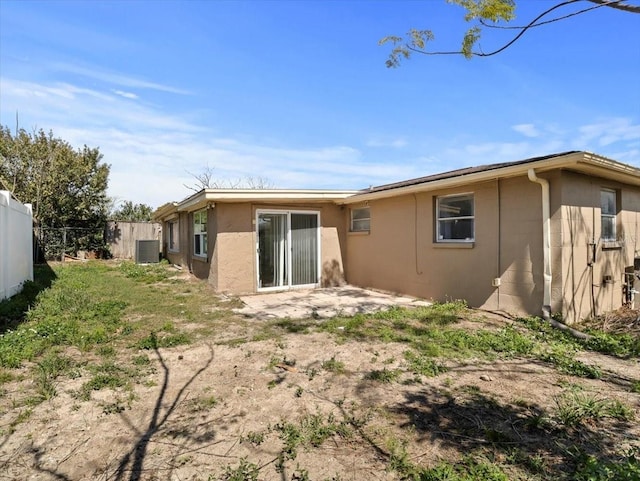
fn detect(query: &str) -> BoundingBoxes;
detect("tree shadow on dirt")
[387,383,636,477]
[107,341,215,481]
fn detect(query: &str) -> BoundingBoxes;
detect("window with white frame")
[436,193,474,242]
[600,189,617,241]
[350,207,370,232]
[168,220,179,252]
[193,210,207,257]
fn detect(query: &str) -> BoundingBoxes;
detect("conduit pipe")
[528,169,592,340]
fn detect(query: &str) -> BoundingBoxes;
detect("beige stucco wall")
[162,214,190,268]
[497,176,546,316]
[345,180,522,312]
[207,202,347,294]
[556,170,640,323]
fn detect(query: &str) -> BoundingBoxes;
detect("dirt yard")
[0,264,638,481]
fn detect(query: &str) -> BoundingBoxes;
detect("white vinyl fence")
[0,191,34,301]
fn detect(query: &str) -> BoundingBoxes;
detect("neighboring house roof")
[341,151,640,204]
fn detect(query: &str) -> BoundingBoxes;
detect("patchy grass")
[1,262,639,481]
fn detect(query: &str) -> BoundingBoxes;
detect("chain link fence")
[34,226,109,263]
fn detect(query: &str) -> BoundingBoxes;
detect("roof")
[341,151,640,204]
[153,151,640,218]
[363,151,579,194]
[153,189,358,220]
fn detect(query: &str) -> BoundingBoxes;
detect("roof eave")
[340,152,640,204]
[157,189,360,217]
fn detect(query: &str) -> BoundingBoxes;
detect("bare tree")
[184,164,274,192]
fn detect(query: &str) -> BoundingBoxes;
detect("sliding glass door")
[257,211,319,290]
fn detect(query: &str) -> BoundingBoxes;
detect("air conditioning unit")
[135,240,159,264]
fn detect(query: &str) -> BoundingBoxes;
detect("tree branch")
[413,0,585,58]
[586,0,640,13]
[478,1,614,29]
[383,0,639,65]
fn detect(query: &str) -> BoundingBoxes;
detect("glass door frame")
[255,209,321,292]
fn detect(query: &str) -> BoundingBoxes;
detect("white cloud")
[512,123,540,138]
[575,118,640,147]
[51,62,191,95]
[113,90,139,100]
[365,137,408,149]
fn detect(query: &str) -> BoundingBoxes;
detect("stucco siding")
[204,202,347,294]
[319,204,347,287]
[497,175,545,316]
[495,177,545,316]
[557,170,640,323]
[345,182,502,310]
[214,203,255,293]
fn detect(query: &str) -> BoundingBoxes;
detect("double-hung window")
[436,193,474,242]
[168,220,179,252]
[350,207,370,232]
[600,189,617,241]
[193,210,207,257]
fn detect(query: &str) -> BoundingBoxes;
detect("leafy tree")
[0,126,110,228]
[110,201,154,222]
[381,0,640,66]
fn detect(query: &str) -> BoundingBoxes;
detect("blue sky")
[1,0,639,209]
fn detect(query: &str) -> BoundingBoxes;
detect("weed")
[573,447,640,481]
[584,331,640,358]
[79,362,131,400]
[539,349,602,379]
[631,380,640,393]
[0,370,14,384]
[97,345,116,357]
[118,261,170,283]
[132,354,150,366]
[365,368,401,383]
[417,456,510,481]
[10,408,33,431]
[291,466,310,481]
[274,318,314,334]
[404,350,447,377]
[33,352,74,401]
[295,386,304,397]
[101,401,126,415]
[242,430,266,445]
[273,412,355,469]
[322,356,345,374]
[219,457,259,481]
[137,331,190,350]
[188,395,218,412]
[555,391,634,427]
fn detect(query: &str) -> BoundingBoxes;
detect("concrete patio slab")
[234,286,431,319]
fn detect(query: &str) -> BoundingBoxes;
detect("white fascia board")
[152,202,179,221]
[177,189,358,210]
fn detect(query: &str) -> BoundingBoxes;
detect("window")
[436,194,474,242]
[601,189,617,241]
[193,210,207,257]
[350,207,370,232]
[168,220,179,252]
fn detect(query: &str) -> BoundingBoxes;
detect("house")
[153,151,640,324]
